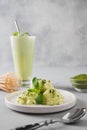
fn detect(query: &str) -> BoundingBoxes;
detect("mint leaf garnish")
[13,32,30,36]
[13,32,19,36]
[32,77,40,89]
[35,93,43,104]
[20,32,30,36]
[28,88,37,93]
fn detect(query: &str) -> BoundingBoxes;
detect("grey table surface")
[0,66,87,130]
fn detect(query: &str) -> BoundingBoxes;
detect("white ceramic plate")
[5,89,76,113]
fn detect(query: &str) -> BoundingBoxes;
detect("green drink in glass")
[10,33,35,86]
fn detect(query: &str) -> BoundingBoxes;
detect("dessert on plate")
[17,77,64,105]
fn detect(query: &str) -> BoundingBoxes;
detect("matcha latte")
[10,32,35,86]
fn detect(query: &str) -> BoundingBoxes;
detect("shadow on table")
[65,120,87,127]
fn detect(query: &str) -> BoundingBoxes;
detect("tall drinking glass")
[10,35,35,87]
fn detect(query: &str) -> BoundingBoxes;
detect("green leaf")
[28,88,37,93]
[35,93,43,104]
[32,77,39,89]
[13,32,19,36]
[20,32,31,37]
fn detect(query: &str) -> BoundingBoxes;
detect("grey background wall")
[0,0,87,70]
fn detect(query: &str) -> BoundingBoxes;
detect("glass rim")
[10,35,36,39]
